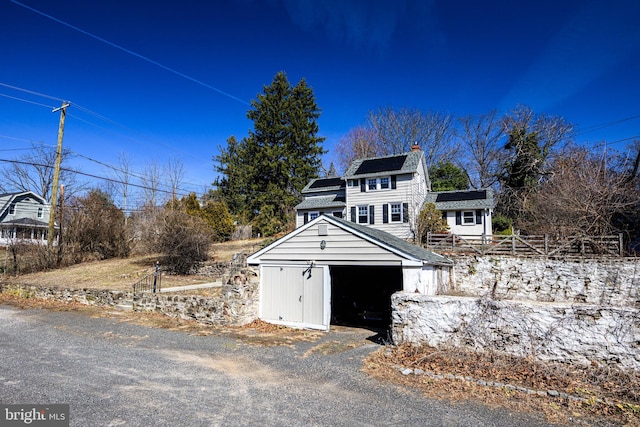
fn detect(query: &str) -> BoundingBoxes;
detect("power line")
[10,0,249,106]
[0,92,54,109]
[0,82,64,102]
[575,114,640,136]
[0,158,191,198]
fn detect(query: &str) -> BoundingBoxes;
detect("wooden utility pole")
[48,102,70,249]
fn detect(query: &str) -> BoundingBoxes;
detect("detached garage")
[247,216,452,330]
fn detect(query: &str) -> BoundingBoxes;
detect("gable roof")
[0,191,47,216]
[343,150,424,179]
[248,214,452,266]
[301,177,346,194]
[295,194,346,210]
[424,189,494,210]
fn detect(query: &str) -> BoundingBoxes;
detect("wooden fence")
[424,233,625,257]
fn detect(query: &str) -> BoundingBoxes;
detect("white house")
[423,189,494,237]
[295,177,346,227]
[295,146,494,242]
[0,191,52,246]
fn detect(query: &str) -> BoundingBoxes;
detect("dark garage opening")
[330,265,403,328]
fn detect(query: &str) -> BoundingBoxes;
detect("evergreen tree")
[214,71,325,236]
[429,161,470,191]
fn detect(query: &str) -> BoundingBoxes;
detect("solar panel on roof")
[354,155,407,175]
[435,190,486,202]
[309,177,345,189]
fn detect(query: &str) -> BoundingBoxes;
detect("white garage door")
[260,265,329,330]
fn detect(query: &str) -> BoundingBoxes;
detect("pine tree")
[214,71,325,236]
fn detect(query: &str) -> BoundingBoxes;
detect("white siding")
[296,208,346,228]
[346,174,417,239]
[256,222,406,266]
[443,209,493,237]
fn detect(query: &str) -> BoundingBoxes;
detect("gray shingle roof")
[329,216,452,265]
[295,195,346,210]
[301,177,345,193]
[424,188,494,210]
[343,150,424,179]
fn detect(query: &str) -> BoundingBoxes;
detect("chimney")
[411,144,420,152]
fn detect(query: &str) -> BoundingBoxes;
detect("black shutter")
[402,203,409,223]
[455,211,462,225]
[303,212,308,224]
[476,210,483,224]
[391,175,397,189]
[383,204,389,223]
[360,179,366,192]
[350,206,356,222]
[369,205,375,224]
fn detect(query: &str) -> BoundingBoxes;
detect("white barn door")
[260,265,328,330]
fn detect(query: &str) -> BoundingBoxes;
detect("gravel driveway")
[0,304,556,426]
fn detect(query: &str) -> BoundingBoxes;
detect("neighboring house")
[0,191,52,246]
[295,177,346,227]
[424,189,494,237]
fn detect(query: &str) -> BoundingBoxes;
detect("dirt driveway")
[0,304,556,426]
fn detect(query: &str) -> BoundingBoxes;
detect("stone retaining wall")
[448,256,640,306]
[392,256,640,371]
[0,268,259,326]
[391,293,640,371]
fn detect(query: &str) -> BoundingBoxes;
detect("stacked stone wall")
[392,256,640,371]
[448,256,640,306]
[0,268,259,327]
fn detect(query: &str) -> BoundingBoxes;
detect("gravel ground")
[0,304,558,427]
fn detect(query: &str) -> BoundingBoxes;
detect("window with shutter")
[358,206,368,224]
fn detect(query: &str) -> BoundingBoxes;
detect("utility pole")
[48,101,70,249]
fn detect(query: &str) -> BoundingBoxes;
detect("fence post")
[544,235,548,255]
[619,233,624,256]
[511,235,516,255]
[153,261,159,293]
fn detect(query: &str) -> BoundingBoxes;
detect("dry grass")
[365,344,640,426]
[1,239,262,291]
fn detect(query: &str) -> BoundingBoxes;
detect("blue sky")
[1,0,639,204]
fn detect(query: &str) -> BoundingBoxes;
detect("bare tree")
[164,156,185,201]
[141,160,161,208]
[0,142,81,201]
[457,110,505,189]
[114,151,133,221]
[367,106,458,169]
[522,144,640,237]
[334,126,382,172]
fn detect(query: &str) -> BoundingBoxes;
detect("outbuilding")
[247,215,452,330]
